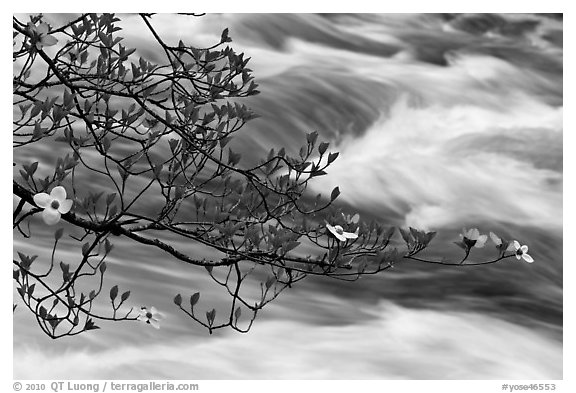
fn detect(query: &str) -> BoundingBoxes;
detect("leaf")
[330,186,340,202]
[116,164,129,181]
[174,294,182,306]
[47,315,61,329]
[109,285,118,301]
[318,141,329,155]
[409,227,421,242]
[399,228,412,246]
[221,27,231,43]
[59,261,69,275]
[168,138,179,153]
[228,149,241,166]
[102,137,111,152]
[54,228,64,241]
[425,231,437,244]
[81,242,90,256]
[357,259,368,274]
[306,131,318,146]
[310,169,327,177]
[104,239,113,254]
[453,241,467,250]
[106,193,117,205]
[206,308,216,325]
[28,161,39,175]
[121,291,130,302]
[19,169,29,181]
[190,292,200,308]
[85,318,100,331]
[265,276,275,289]
[283,241,300,253]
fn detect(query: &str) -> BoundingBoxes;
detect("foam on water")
[14,301,561,379]
[309,96,562,230]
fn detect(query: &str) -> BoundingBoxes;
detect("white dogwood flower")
[326,224,358,242]
[27,22,58,50]
[512,240,534,263]
[460,228,487,248]
[33,186,73,225]
[137,306,164,329]
[489,232,515,251]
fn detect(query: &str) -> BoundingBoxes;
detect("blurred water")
[13,13,563,379]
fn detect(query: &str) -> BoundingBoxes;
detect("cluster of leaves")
[13,13,522,338]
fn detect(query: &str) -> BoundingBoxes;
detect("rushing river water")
[13,13,563,379]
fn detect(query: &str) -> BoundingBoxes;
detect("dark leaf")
[81,242,90,256]
[265,276,275,289]
[399,228,412,245]
[54,228,64,241]
[110,285,118,301]
[190,292,200,308]
[318,141,329,155]
[454,241,467,250]
[330,186,340,202]
[121,291,130,302]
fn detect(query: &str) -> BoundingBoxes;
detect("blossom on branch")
[27,22,58,50]
[489,232,515,251]
[326,224,359,242]
[137,306,163,329]
[460,228,487,249]
[512,241,534,263]
[33,186,73,225]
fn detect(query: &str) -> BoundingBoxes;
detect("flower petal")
[513,240,521,250]
[520,245,528,254]
[474,235,487,248]
[50,186,67,202]
[33,192,52,208]
[469,228,480,240]
[42,35,58,47]
[334,233,347,241]
[149,319,160,329]
[42,207,61,225]
[522,254,534,263]
[489,232,502,246]
[327,224,346,241]
[37,23,50,35]
[343,231,358,239]
[58,199,73,214]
